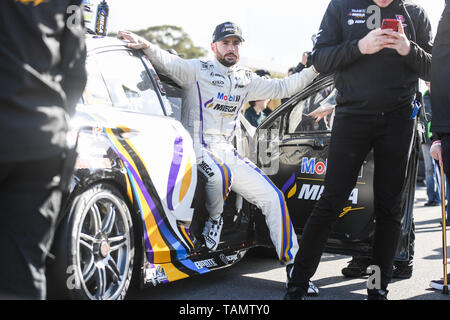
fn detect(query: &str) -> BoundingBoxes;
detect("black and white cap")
[212,22,244,43]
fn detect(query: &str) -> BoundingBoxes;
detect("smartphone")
[381,19,399,32]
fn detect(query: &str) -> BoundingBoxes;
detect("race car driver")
[118,22,319,294]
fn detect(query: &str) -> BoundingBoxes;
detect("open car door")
[242,74,418,260]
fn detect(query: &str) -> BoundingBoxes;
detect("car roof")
[85,34,129,53]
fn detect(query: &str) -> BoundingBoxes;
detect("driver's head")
[211,22,244,67]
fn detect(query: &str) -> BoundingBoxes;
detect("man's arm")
[381,8,432,81]
[118,31,196,88]
[247,67,318,102]
[404,7,433,80]
[292,52,309,74]
[60,0,87,116]
[311,0,363,74]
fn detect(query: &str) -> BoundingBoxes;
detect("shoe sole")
[306,290,319,297]
[286,281,320,297]
[392,273,412,279]
[342,269,369,278]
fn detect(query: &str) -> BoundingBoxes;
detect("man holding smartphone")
[285,0,432,300]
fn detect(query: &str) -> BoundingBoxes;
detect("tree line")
[110,25,207,59]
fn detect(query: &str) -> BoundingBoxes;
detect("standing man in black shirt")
[285,0,432,300]
[0,1,87,299]
[429,0,450,291]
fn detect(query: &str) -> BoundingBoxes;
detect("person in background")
[293,52,311,74]
[245,69,273,127]
[422,82,441,207]
[0,0,87,299]
[281,52,311,105]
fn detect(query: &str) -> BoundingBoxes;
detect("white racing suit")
[144,44,318,264]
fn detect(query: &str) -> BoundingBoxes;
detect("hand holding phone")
[380,19,411,56]
[381,19,400,32]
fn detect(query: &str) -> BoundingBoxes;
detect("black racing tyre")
[48,183,135,300]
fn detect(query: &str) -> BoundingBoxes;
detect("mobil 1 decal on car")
[277,156,375,230]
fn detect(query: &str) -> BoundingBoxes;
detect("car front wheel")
[49,183,135,300]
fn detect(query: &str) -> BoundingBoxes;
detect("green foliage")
[124,25,208,59]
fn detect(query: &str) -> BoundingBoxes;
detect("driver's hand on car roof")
[118,30,151,50]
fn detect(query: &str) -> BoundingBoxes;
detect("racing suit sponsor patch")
[210,72,226,79]
[199,161,215,177]
[212,80,225,87]
[212,104,237,113]
[200,61,213,70]
[217,92,241,103]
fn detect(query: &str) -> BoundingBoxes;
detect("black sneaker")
[367,288,388,300]
[341,257,371,278]
[284,287,306,300]
[424,201,440,207]
[286,264,319,296]
[392,264,413,279]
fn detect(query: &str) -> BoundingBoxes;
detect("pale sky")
[102,0,445,72]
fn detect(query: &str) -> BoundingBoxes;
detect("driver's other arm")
[118,30,196,88]
[247,66,318,102]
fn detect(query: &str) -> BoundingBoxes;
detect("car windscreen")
[83,56,113,106]
[95,49,166,116]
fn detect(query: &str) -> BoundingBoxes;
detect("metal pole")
[439,161,448,294]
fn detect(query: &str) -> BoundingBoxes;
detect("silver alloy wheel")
[74,192,132,300]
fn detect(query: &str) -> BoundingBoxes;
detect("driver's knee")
[205,170,232,201]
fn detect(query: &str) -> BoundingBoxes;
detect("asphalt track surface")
[128,185,450,301]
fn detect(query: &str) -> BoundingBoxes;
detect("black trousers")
[291,108,415,293]
[0,155,63,299]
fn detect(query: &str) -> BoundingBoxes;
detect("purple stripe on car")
[282,173,296,194]
[167,134,184,211]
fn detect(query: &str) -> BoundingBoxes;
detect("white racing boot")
[202,216,223,251]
